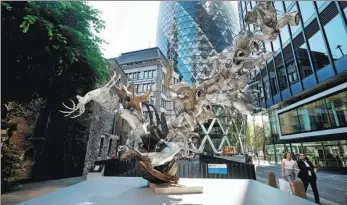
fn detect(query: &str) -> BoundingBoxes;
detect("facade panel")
[157,1,238,83]
[238,1,347,169]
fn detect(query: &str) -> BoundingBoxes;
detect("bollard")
[293,179,306,199]
[268,172,277,188]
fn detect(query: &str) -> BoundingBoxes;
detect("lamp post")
[335,45,344,57]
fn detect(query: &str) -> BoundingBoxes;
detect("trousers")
[301,177,320,203]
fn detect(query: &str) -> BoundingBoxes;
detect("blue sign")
[208,164,228,174]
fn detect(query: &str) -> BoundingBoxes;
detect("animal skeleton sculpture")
[59,1,300,184]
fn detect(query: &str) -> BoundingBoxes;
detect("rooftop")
[115,47,167,65]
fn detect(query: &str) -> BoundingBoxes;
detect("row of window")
[279,90,347,135]
[246,2,347,103]
[126,70,157,80]
[134,83,153,93]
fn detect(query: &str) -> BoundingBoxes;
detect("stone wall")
[82,102,114,175]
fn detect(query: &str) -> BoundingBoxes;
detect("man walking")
[297,153,320,204]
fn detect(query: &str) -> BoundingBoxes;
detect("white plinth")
[17,177,315,205]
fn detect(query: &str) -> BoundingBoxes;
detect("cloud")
[89,1,160,58]
[89,1,239,59]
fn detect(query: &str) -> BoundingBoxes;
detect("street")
[255,165,347,205]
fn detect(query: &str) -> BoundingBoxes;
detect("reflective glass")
[324,15,347,61]
[325,91,347,127]
[285,1,295,10]
[279,109,301,135]
[274,1,284,13]
[316,1,325,9]
[263,114,271,139]
[308,30,330,70]
[157,2,238,83]
[344,6,347,18]
[293,34,313,79]
[297,98,331,132]
[280,25,290,45]
[272,38,280,53]
[288,5,300,35]
[269,110,279,135]
[298,1,316,23]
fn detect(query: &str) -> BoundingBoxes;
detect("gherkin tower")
[156,1,239,83]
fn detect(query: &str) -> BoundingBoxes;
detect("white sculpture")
[59,72,121,118]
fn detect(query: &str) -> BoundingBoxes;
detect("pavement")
[1,176,87,205]
[254,160,347,205]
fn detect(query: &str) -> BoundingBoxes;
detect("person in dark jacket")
[297,153,320,204]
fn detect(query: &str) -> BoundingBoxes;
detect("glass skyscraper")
[157,1,238,83]
[239,1,347,169]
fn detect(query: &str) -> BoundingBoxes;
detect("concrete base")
[16,177,316,205]
[149,182,203,195]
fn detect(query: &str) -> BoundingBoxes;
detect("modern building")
[114,47,179,119]
[239,1,347,169]
[157,1,239,83]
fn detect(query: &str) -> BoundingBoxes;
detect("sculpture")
[59,1,300,187]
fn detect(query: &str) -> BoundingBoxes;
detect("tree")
[1,1,109,181]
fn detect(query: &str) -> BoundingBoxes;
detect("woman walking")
[282,152,297,194]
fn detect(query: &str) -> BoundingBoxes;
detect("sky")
[88,1,238,59]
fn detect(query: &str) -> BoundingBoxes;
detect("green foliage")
[2,1,108,103]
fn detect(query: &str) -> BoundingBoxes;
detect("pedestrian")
[281,152,297,195]
[297,153,320,204]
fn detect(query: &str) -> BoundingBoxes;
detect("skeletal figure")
[59,72,121,118]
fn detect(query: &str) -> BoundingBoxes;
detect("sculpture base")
[149,182,203,195]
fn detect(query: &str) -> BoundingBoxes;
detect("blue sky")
[89,1,238,59]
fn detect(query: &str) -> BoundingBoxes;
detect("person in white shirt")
[281,152,297,194]
[297,153,320,204]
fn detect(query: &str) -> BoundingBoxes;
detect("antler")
[59,99,85,118]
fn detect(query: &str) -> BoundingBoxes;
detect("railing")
[100,155,256,180]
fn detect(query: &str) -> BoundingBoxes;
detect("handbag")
[279,178,292,194]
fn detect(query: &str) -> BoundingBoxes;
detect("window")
[129,73,133,79]
[108,139,113,156]
[278,90,347,135]
[139,84,143,93]
[142,71,145,79]
[288,5,300,35]
[324,15,347,61]
[146,71,149,78]
[262,114,271,139]
[274,54,287,91]
[149,70,153,78]
[279,109,301,135]
[285,1,294,10]
[280,25,290,45]
[274,1,284,13]
[269,110,279,135]
[297,98,331,131]
[136,84,139,93]
[144,84,147,91]
[293,33,313,79]
[325,91,347,127]
[272,38,280,53]
[144,71,147,79]
[308,29,329,71]
[98,137,104,157]
[316,1,325,9]
[298,1,316,23]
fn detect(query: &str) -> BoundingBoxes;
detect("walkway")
[254,161,347,205]
[1,176,86,205]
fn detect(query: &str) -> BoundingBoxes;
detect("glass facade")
[157,2,238,83]
[238,1,347,169]
[238,1,347,108]
[278,90,347,135]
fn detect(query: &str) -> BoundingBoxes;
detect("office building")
[157,1,238,83]
[114,47,179,118]
[239,1,347,169]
